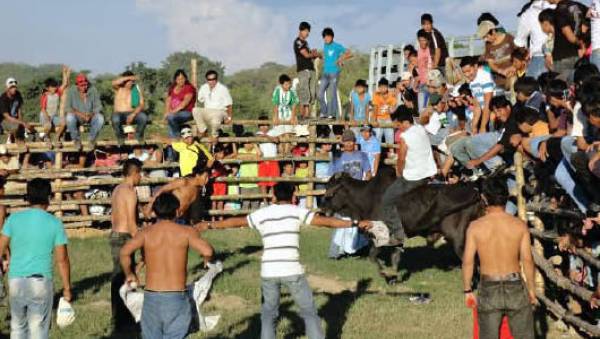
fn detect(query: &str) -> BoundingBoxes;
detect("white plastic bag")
[119,283,144,323]
[191,261,223,332]
[56,297,76,328]
[368,221,391,247]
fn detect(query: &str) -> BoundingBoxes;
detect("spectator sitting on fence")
[224,163,241,211]
[164,69,196,139]
[65,73,104,149]
[256,116,280,206]
[371,78,397,150]
[145,165,211,225]
[155,126,213,177]
[348,79,371,133]
[211,144,228,220]
[460,56,496,133]
[272,74,299,156]
[477,19,517,90]
[195,70,233,137]
[112,71,148,144]
[235,133,262,210]
[0,77,34,144]
[40,66,70,143]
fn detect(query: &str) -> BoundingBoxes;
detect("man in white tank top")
[379,106,437,245]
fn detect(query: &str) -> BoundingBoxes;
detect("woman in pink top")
[164,69,197,138]
[417,29,433,112]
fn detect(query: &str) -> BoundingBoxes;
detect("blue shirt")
[328,151,371,180]
[2,208,68,279]
[351,91,371,121]
[357,135,381,170]
[323,42,347,74]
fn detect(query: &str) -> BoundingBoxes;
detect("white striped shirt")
[247,204,314,278]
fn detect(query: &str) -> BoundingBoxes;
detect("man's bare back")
[139,220,213,291]
[171,179,199,215]
[468,210,528,276]
[112,183,138,234]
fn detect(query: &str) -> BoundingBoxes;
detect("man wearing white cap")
[0,77,33,142]
[477,20,517,90]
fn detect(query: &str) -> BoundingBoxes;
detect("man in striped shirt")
[196,183,371,339]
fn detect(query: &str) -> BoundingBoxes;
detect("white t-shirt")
[571,102,589,137]
[197,82,233,110]
[425,111,442,135]
[247,204,315,278]
[256,130,278,157]
[591,0,600,50]
[515,1,556,56]
[400,125,437,181]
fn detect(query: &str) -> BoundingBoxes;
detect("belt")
[480,272,521,282]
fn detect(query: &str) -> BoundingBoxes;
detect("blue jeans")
[555,159,589,213]
[526,55,546,79]
[261,274,324,339]
[166,111,193,138]
[66,112,105,142]
[141,290,192,339]
[9,276,54,339]
[112,112,148,142]
[318,72,340,118]
[418,84,429,113]
[373,119,395,145]
[592,49,600,71]
[450,132,503,170]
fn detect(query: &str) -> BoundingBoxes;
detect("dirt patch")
[205,293,248,310]
[307,274,353,294]
[66,228,108,239]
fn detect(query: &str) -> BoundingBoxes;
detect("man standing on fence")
[318,27,352,120]
[0,178,72,338]
[110,158,143,332]
[462,177,536,339]
[120,192,214,338]
[294,21,320,120]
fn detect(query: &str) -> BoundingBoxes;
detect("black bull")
[320,166,482,282]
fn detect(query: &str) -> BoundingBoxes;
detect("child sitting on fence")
[224,163,241,211]
[40,66,70,143]
[236,133,262,210]
[272,74,299,156]
[256,116,280,206]
[211,144,228,220]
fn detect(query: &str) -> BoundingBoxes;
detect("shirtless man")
[145,165,210,224]
[112,71,148,144]
[462,177,536,339]
[110,158,143,331]
[120,192,214,338]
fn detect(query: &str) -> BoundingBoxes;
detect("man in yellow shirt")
[158,126,214,176]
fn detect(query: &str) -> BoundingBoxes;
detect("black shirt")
[0,91,23,121]
[427,28,449,67]
[294,37,314,72]
[553,0,588,61]
[497,113,522,162]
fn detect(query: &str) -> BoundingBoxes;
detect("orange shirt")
[371,92,397,121]
[530,121,549,137]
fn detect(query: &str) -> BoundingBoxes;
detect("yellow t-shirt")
[530,121,550,138]
[295,167,309,192]
[238,148,259,189]
[172,141,213,176]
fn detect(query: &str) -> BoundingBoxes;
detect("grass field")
[0,227,569,339]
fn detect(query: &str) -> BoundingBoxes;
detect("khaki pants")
[297,69,317,107]
[192,107,227,136]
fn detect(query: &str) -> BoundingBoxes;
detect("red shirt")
[292,146,309,157]
[168,84,197,112]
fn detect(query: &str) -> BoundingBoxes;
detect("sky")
[0,0,527,75]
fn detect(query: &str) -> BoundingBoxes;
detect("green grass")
[0,228,565,338]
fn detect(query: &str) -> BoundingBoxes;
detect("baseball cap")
[123,125,136,134]
[5,78,17,89]
[428,69,446,88]
[180,127,193,138]
[341,129,356,142]
[75,73,88,84]
[477,20,496,39]
[360,124,372,132]
[400,72,412,81]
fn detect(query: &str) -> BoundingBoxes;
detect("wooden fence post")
[54,76,68,217]
[191,58,198,90]
[307,124,316,209]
